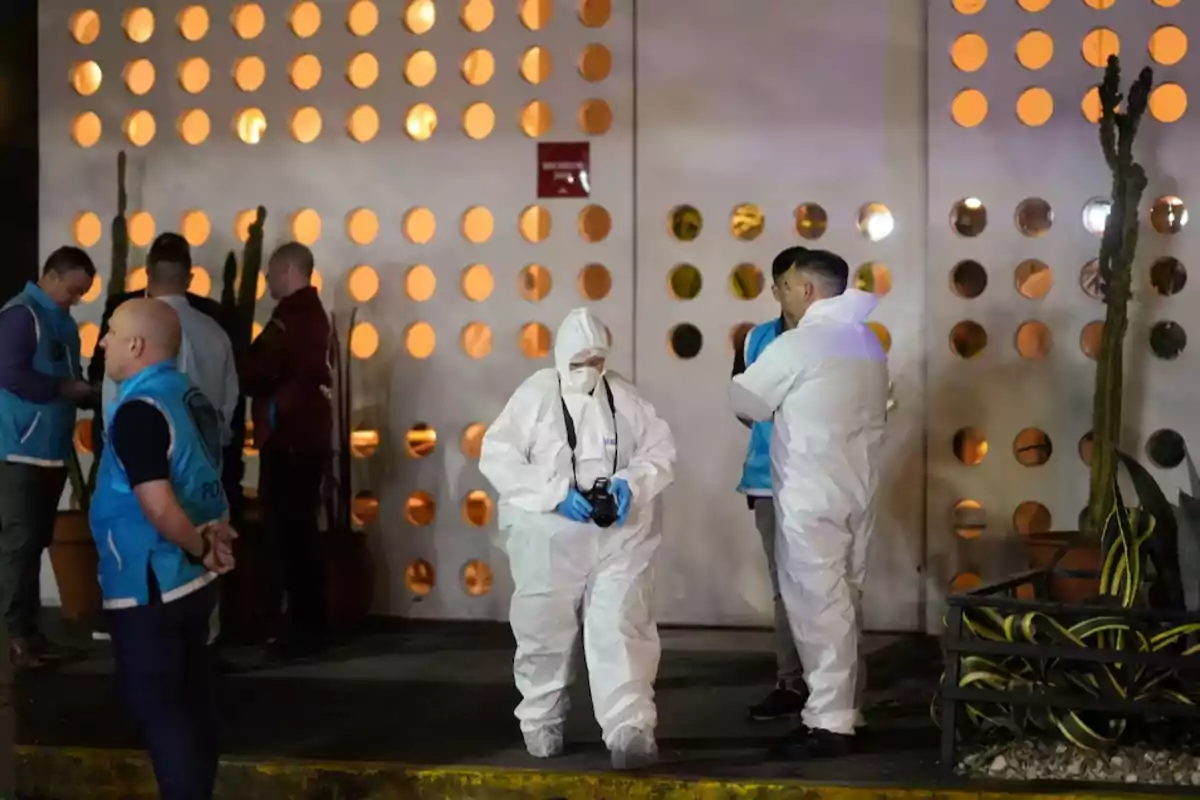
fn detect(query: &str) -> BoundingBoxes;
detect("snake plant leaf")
[1115,449,1185,610]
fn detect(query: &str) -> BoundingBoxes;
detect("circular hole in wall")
[178,110,211,145]
[1079,432,1094,466]
[350,322,379,359]
[406,322,437,359]
[520,323,552,358]
[405,51,437,87]
[953,499,985,539]
[951,33,988,72]
[233,56,266,92]
[1014,501,1051,536]
[405,492,436,526]
[669,205,702,241]
[578,264,612,300]
[519,265,553,302]
[1080,260,1103,300]
[180,211,211,246]
[123,110,157,146]
[579,0,612,27]
[347,105,380,142]
[461,0,494,32]
[520,0,552,29]
[868,322,892,353]
[346,209,379,245]
[1015,321,1053,359]
[123,58,155,96]
[347,266,379,303]
[75,418,94,454]
[405,0,436,33]
[1080,321,1104,359]
[954,427,988,465]
[70,61,102,96]
[520,206,552,243]
[461,323,493,359]
[290,209,321,245]
[521,46,552,84]
[1146,429,1186,469]
[953,0,986,13]
[463,207,494,243]
[124,7,155,43]
[1014,428,1053,466]
[730,203,764,241]
[1017,0,1049,11]
[462,561,493,596]
[348,1,379,35]
[189,267,212,298]
[463,102,496,139]
[1149,321,1186,360]
[1150,84,1188,124]
[520,101,553,137]
[234,108,267,144]
[1149,257,1186,296]
[406,104,438,140]
[463,491,494,526]
[178,6,209,41]
[71,112,102,148]
[1082,28,1119,68]
[462,264,495,302]
[669,324,703,359]
[858,203,895,241]
[405,559,435,595]
[1082,198,1112,236]
[462,424,486,458]
[579,98,613,135]
[578,205,611,242]
[290,107,323,143]
[950,198,987,237]
[1150,196,1188,235]
[406,265,436,302]
[794,203,827,240]
[1015,259,1053,299]
[405,208,436,244]
[78,322,100,359]
[950,260,988,299]
[950,322,988,359]
[1017,30,1054,70]
[668,264,703,300]
[951,89,988,127]
[352,491,380,526]
[1015,198,1053,237]
[855,262,892,296]
[232,4,265,39]
[289,54,322,90]
[731,323,755,355]
[950,573,982,594]
[730,264,765,300]
[290,1,321,37]
[178,58,210,94]
[462,48,495,86]
[70,10,101,44]
[1149,26,1188,67]
[347,52,379,89]
[73,213,103,248]
[580,44,612,81]
[128,211,155,247]
[1017,87,1054,126]
[126,267,148,292]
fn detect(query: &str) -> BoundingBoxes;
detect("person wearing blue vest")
[91,298,236,800]
[0,246,98,671]
[733,246,811,722]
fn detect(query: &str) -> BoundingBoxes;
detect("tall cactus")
[236,207,267,352]
[82,151,131,500]
[1086,57,1152,535]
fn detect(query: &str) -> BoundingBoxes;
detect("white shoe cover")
[610,726,658,770]
[523,724,564,758]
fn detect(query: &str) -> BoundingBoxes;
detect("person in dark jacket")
[243,242,333,660]
[0,247,98,670]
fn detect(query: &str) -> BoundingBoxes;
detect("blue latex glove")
[613,478,633,525]
[557,488,594,522]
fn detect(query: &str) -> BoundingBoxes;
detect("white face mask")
[563,366,601,395]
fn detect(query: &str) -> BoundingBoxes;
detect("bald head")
[100,298,181,382]
[266,241,315,301]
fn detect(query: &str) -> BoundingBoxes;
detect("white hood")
[554,307,609,381]
[804,289,877,325]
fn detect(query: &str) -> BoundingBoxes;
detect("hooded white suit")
[730,289,888,735]
[480,308,676,759]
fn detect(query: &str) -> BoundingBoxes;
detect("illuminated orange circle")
[1082,28,1119,69]
[124,110,157,147]
[69,61,102,96]
[70,10,101,44]
[178,109,211,145]
[350,322,380,359]
[234,56,266,91]
[347,265,380,302]
[951,89,988,127]
[181,211,211,246]
[346,208,379,245]
[406,50,437,87]
[290,1,322,38]
[347,0,379,36]
[1016,87,1054,126]
[1149,83,1187,124]
[71,112,102,148]
[347,105,380,142]
[406,322,437,359]
[1149,26,1188,67]
[73,212,103,248]
[291,209,322,245]
[232,4,266,39]
[950,33,988,72]
[178,58,210,94]
[1016,30,1054,70]
[347,52,379,89]
[123,58,156,96]
[177,5,209,41]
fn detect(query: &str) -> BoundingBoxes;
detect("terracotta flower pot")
[1024,532,1104,603]
[48,510,102,623]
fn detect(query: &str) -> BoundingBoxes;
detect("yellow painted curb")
[14,746,1174,799]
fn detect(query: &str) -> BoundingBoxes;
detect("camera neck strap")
[559,375,619,487]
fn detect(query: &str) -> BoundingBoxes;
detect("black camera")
[583,478,619,528]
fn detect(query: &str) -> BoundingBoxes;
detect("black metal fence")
[939,564,1200,770]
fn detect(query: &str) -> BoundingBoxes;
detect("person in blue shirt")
[0,246,97,670]
[732,246,811,722]
[91,298,236,800]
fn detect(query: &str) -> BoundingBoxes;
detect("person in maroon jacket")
[243,242,333,660]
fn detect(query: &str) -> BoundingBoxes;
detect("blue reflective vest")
[89,362,228,608]
[0,282,82,467]
[736,318,785,495]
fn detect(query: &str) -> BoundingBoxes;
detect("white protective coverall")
[729,289,888,735]
[479,308,676,754]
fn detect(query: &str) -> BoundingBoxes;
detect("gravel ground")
[958,739,1200,786]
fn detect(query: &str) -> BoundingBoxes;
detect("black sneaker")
[772,726,854,760]
[748,683,807,721]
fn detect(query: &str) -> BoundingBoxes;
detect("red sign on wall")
[537,142,591,198]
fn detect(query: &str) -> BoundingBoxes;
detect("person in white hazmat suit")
[729,248,888,759]
[479,307,677,770]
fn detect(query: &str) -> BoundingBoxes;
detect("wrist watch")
[187,531,211,566]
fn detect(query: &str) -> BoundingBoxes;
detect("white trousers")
[776,500,873,735]
[505,516,660,748]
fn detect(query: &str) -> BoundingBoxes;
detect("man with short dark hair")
[733,246,810,721]
[0,246,98,669]
[730,247,888,759]
[244,242,333,660]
